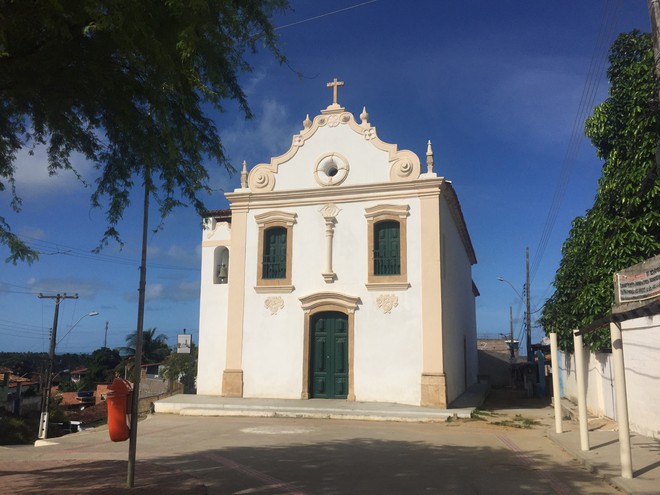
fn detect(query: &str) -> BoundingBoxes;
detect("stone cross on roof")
[321,78,346,114]
[327,78,344,106]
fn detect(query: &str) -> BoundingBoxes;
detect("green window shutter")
[263,227,287,279]
[374,221,400,275]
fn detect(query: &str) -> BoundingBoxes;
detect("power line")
[530,0,623,283]
[16,234,197,272]
[0,330,48,340]
[274,1,377,31]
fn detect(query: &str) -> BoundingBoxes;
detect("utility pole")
[104,321,109,348]
[509,306,515,362]
[648,1,660,184]
[37,293,78,439]
[648,1,660,82]
[127,171,150,488]
[525,247,533,363]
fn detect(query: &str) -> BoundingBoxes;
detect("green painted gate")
[310,311,348,399]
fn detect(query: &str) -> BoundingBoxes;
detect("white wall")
[439,195,478,403]
[240,198,424,405]
[196,222,231,395]
[560,314,660,440]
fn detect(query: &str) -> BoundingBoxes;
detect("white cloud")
[146,283,164,300]
[25,276,108,298]
[145,242,200,268]
[17,227,46,240]
[125,280,199,303]
[220,97,300,169]
[172,281,200,301]
[141,280,199,302]
[206,97,300,195]
[483,66,585,144]
[11,144,98,198]
[147,245,162,257]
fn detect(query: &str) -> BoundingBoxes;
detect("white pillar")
[573,330,589,451]
[610,321,633,479]
[550,333,562,434]
[320,204,339,283]
[324,220,334,274]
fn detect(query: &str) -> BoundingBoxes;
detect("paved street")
[0,401,622,495]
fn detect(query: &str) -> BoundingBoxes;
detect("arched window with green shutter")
[374,220,400,276]
[263,226,287,279]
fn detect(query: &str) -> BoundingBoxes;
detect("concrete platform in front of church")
[153,382,489,422]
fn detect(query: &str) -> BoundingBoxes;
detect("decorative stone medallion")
[314,152,349,187]
[265,296,284,316]
[376,294,399,314]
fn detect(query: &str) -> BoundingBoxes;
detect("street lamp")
[498,276,532,363]
[38,310,99,440]
[57,312,100,346]
[497,277,523,300]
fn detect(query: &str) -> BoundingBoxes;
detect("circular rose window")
[314,152,349,186]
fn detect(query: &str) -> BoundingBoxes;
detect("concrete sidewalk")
[153,383,489,422]
[547,398,660,495]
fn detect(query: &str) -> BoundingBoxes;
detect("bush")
[0,413,37,445]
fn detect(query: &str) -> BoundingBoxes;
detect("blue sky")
[0,1,651,355]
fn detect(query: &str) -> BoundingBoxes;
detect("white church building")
[196,81,479,408]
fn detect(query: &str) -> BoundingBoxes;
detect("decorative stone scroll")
[248,167,276,192]
[389,150,420,182]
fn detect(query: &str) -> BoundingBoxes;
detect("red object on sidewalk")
[106,378,132,442]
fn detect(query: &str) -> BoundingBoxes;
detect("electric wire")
[15,234,198,272]
[274,1,377,31]
[530,0,623,283]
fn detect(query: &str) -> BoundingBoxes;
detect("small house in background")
[197,81,479,408]
[70,367,87,384]
[141,363,164,379]
[1,368,41,416]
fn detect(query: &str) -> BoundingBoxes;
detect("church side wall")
[240,198,423,405]
[439,195,478,404]
[196,224,231,395]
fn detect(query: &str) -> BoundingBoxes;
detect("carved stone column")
[320,203,340,282]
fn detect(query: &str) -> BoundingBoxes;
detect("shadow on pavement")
[1,460,206,495]
[482,387,552,412]
[148,436,616,494]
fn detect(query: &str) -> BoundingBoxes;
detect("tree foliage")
[0,0,288,263]
[0,351,87,378]
[122,327,170,364]
[540,31,660,351]
[79,346,122,390]
[162,341,197,393]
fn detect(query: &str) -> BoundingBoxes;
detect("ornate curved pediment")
[246,108,421,193]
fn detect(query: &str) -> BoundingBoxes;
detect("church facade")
[196,82,478,408]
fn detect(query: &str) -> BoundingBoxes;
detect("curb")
[546,431,632,495]
[176,407,472,422]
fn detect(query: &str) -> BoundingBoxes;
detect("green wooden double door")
[310,311,348,399]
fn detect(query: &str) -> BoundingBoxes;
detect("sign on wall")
[177,334,192,354]
[615,254,660,305]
